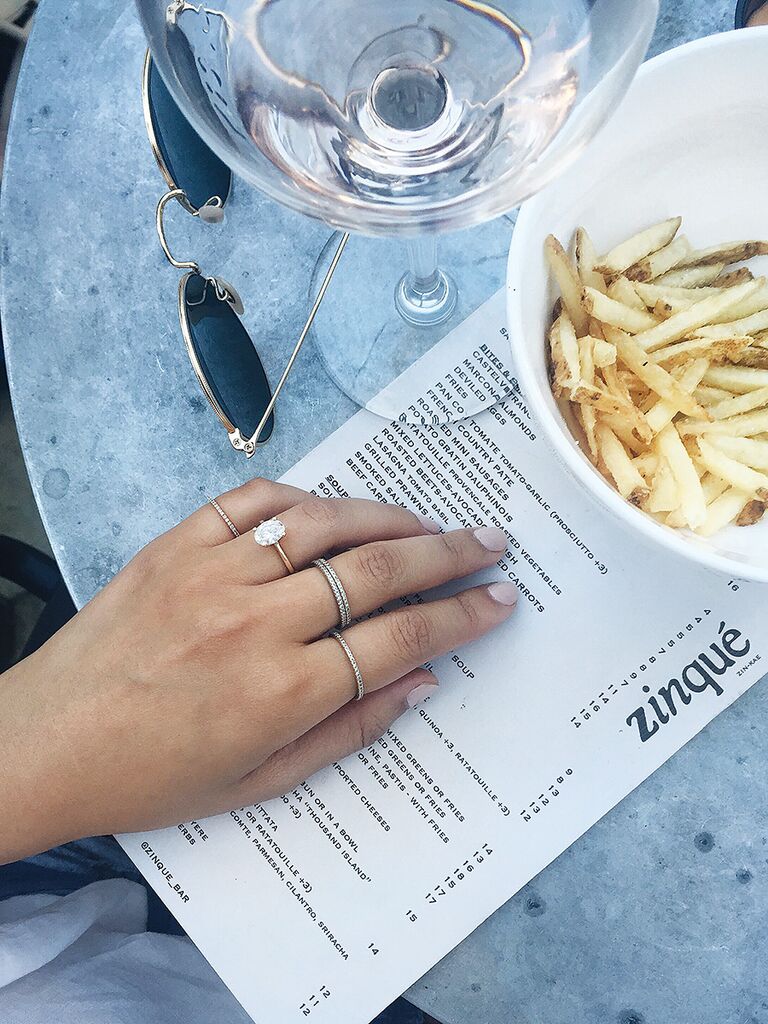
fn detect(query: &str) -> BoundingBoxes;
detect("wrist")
[0,650,86,863]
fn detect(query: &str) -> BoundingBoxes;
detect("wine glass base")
[309,220,514,425]
[394,267,457,328]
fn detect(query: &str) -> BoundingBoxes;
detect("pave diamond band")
[253,518,295,574]
[312,558,352,629]
[206,495,240,538]
[330,630,365,702]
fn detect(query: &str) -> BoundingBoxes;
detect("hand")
[0,478,517,862]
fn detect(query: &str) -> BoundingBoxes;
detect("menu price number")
[571,686,618,728]
[571,609,717,731]
[300,986,331,1016]
[425,843,493,905]
[520,769,573,823]
[281,789,303,820]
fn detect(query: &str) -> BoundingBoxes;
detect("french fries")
[714,267,754,287]
[650,336,750,368]
[675,240,768,268]
[694,437,768,493]
[736,491,768,527]
[646,457,679,513]
[679,408,768,438]
[632,280,761,352]
[625,235,691,283]
[605,328,707,419]
[707,435,768,470]
[706,386,768,421]
[696,308,768,339]
[608,276,646,312]
[574,228,606,293]
[698,489,754,537]
[656,263,726,287]
[546,217,768,536]
[656,424,707,528]
[595,422,649,505]
[545,236,589,336]
[582,287,658,334]
[703,366,768,392]
[595,217,682,277]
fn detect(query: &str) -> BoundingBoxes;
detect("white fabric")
[0,879,252,1024]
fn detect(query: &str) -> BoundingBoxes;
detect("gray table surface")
[3,1,767,1022]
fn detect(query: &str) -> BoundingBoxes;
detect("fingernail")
[418,514,442,534]
[488,581,518,606]
[407,682,439,708]
[474,526,508,552]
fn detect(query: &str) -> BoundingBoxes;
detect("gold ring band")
[330,630,365,701]
[273,541,295,575]
[206,495,240,538]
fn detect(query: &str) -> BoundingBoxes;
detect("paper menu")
[119,289,767,1024]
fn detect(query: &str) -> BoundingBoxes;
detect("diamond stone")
[254,518,286,546]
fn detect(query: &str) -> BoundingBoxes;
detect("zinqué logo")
[626,621,751,743]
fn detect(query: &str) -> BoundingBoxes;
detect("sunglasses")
[142,51,348,457]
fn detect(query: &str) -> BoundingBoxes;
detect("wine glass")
[137,0,659,426]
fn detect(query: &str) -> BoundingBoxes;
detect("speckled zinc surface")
[3,2,767,1022]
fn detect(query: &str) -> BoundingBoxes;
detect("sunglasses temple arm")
[249,231,350,447]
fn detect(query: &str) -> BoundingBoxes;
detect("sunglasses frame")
[141,49,349,458]
[177,272,266,453]
[142,50,232,216]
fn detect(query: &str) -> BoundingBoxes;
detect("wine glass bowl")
[138,1,657,236]
[138,0,659,423]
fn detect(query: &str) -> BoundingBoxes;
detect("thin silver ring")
[330,630,364,702]
[206,495,240,538]
[312,558,351,629]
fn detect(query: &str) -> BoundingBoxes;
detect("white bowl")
[507,28,768,584]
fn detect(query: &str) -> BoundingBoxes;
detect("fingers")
[220,496,441,584]
[306,582,518,716]
[232,670,438,805]
[178,478,311,545]
[280,526,510,640]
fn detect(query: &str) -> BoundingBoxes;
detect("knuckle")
[300,496,342,529]
[437,531,469,573]
[286,654,316,699]
[355,542,404,589]
[348,708,388,753]
[126,536,164,582]
[197,601,245,643]
[454,589,483,632]
[390,608,432,660]
[239,476,272,497]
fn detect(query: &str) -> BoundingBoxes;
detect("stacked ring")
[330,630,365,701]
[206,495,240,538]
[312,558,351,629]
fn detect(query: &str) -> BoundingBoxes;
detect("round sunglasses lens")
[148,59,231,213]
[183,274,274,443]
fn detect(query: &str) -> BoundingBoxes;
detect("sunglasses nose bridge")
[156,189,201,272]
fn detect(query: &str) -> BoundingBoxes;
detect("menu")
[119,290,767,1024]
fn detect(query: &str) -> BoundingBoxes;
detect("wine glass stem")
[395,236,458,328]
[408,235,441,290]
